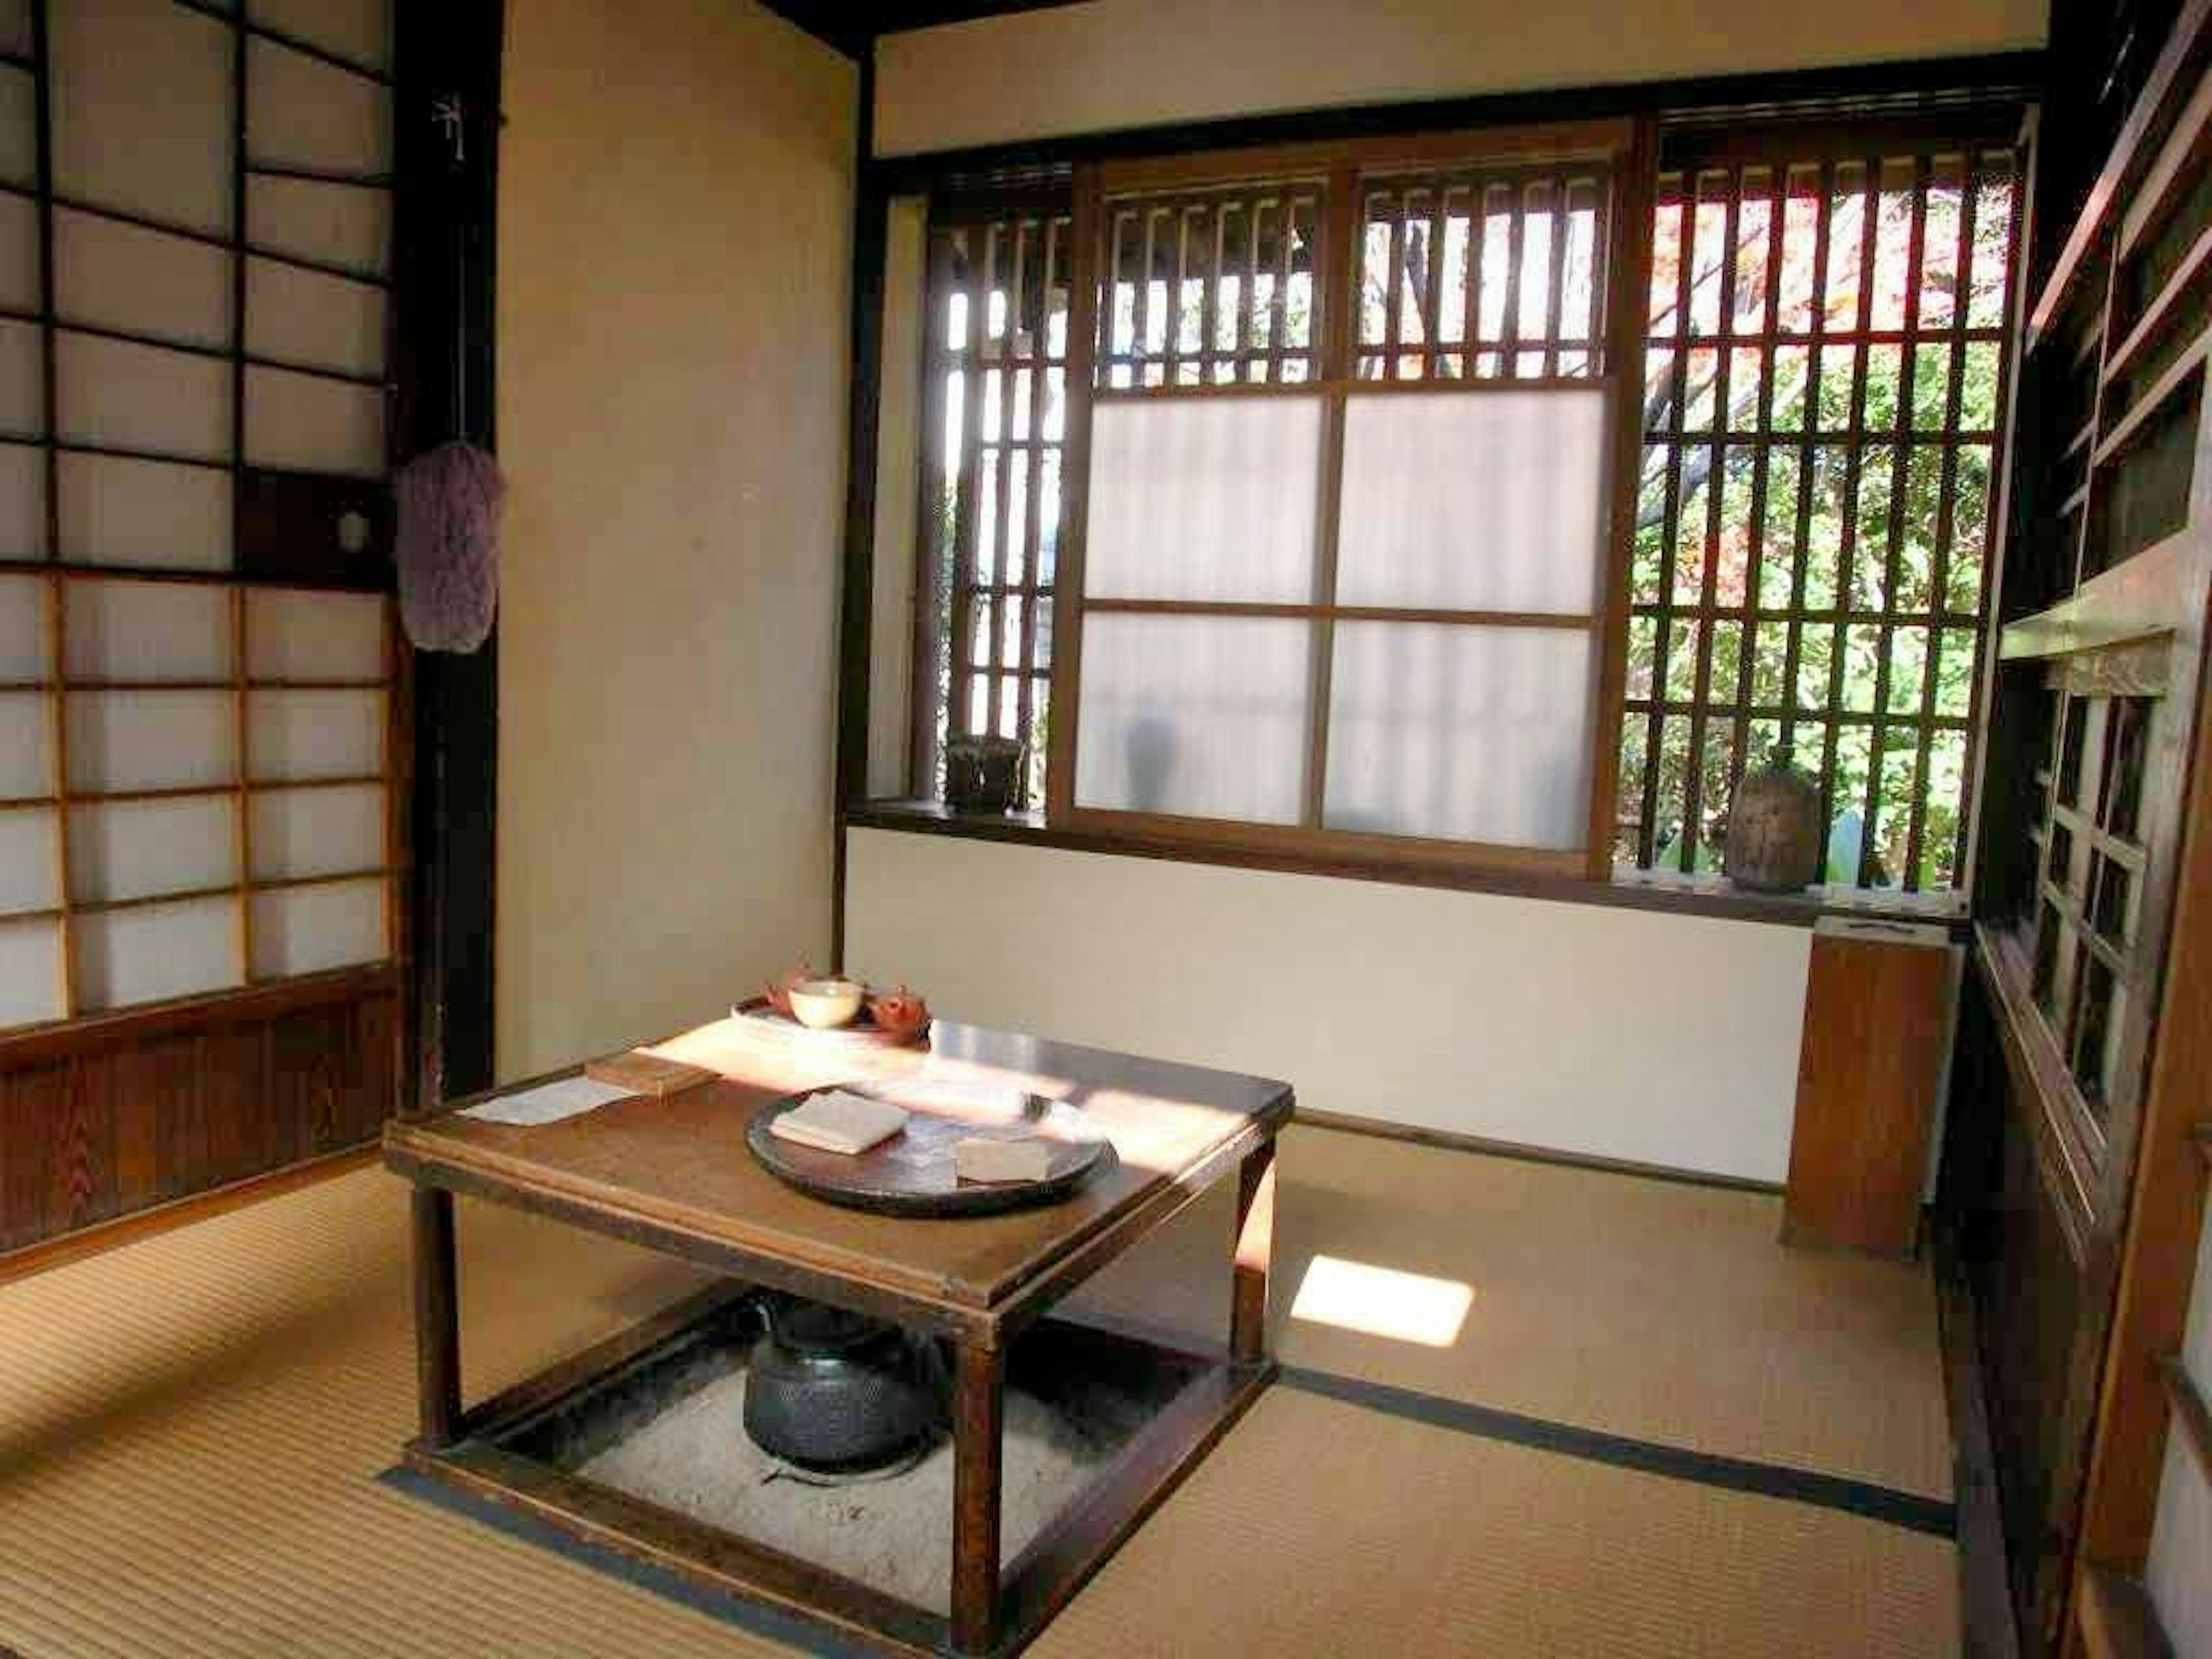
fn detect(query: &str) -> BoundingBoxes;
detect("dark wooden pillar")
[392,0,504,1111]
[1232,1140,1277,1368]
[950,1338,1005,1654]
[411,1186,461,1446]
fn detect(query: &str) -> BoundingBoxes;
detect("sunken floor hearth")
[500,1300,1196,1618]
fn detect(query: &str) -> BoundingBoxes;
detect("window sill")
[843,798,1971,934]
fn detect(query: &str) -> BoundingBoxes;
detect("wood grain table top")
[384,1017,1293,1327]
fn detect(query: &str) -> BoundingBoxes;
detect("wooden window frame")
[1615,126,2025,895]
[1040,118,1644,882]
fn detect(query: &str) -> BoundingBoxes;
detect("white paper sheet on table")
[459,1075,634,1126]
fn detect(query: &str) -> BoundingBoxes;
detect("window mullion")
[1301,165,1359,831]
[1042,166,1103,825]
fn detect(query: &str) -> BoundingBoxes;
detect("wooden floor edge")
[1932,1218,2025,1659]
[0,1143,380,1289]
[1293,1108,1785,1195]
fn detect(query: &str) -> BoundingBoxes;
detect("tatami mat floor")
[0,1128,1959,1658]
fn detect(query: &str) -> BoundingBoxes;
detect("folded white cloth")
[769,1090,909,1156]
[955,1136,1053,1184]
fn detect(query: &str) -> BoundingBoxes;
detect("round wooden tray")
[730,997,932,1050]
[746,1085,1117,1217]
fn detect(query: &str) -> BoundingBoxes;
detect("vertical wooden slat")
[231,585,253,983]
[1543,176,1569,378]
[43,571,73,1017]
[1421,183,1447,376]
[986,218,1025,734]
[1781,161,1835,765]
[1680,168,1738,872]
[1380,189,1406,380]
[1501,181,1527,374]
[1165,204,1189,385]
[1908,156,1979,887]
[1202,202,1224,383]
[1240,195,1262,383]
[1826,158,1877,884]
[1586,120,1658,876]
[1301,165,1357,828]
[948,229,987,740]
[1465,180,1489,375]
[910,230,957,791]
[1727,164,1789,800]
[1816,160,1879,850]
[28,0,58,566]
[1133,206,1157,386]
[1875,156,1930,890]
[1015,218,1052,762]
[1267,192,1291,378]
[1043,166,1101,826]
[1637,171,1695,865]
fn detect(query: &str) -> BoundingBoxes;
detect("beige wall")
[496,0,856,1080]
[874,0,2048,157]
[847,829,1815,1183]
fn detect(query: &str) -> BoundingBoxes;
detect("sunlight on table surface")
[1288,1254,1474,1349]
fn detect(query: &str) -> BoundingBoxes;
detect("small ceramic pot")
[787,978,865,1029]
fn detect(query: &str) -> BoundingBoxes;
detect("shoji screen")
[0,0,397,1032]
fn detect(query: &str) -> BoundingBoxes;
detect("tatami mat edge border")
[1278,1366,1960,1537]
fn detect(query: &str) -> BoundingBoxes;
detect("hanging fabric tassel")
[394,439,503,652]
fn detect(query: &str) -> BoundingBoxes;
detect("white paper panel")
[0,444,43,559]
[66,689,236,791]
[250,0,391,70]
[0,317,42,432]
[246,588,384,681]
[0,63,33,188]
[56,332,232,461]
[55,209,234,349]
[250,782,382,881]
[57,452,233,570]
[51,0,233,236]
[1324,622,1593,849]
[76,893,242,1010]
[0,690,51,797]
[247,39,391,175]
[0,191,37,312]
[1085,395,1323,602]
[65,578,234,683]
[247,175,390,276]
[252,876,384,979]
[247,687,381,780]
[243,365,383,476]
[69,795,237,903]
[1075,614,1309,823]
[0,572,48,679]
[0,919,64,1029]
[246,256,386,377]
[1336,389,1608,613]
[0,807,59,912]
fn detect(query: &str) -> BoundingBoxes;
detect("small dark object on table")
[944,735,1025,813]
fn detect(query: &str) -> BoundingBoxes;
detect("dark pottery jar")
[944,735,1025,813]
[742,1297,944,1472]
[1723,748,1824,893]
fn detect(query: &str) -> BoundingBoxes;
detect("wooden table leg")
[412,1185,461,1448]
[1232,1138,1277,1369]
[950,1338,1005,1655]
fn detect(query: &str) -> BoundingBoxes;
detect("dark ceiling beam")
[754,1,1089,60]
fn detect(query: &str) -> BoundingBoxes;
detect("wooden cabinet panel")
[0,968,396,1256]
[1785,920,1956,1257]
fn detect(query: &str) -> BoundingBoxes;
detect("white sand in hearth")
[578,1369,1118,1616]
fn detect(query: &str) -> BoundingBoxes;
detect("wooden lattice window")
[1100,183,1321,387]
[1357,163,1609,381]
[1618,139,2020,892]
[916,202,1071,805]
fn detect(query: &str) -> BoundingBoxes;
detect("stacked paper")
[768,1090,910,1155]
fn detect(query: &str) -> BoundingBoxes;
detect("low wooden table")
[383,1016,1292,1657]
